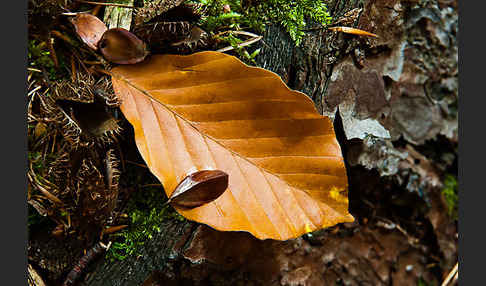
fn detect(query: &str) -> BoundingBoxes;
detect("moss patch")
[107,187,185,261]
[441,174,458,220]
[28,39,68,80]
[190,0,332,62]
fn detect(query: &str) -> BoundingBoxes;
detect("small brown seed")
[98,28,149,64]
[168,170,229,208]
[71,13,108,50]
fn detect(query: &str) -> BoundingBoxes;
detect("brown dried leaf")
[34,122,47,139]
[168,170,228,208]
[111,51,353,240]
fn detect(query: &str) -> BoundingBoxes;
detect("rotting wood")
[103,0,135,30]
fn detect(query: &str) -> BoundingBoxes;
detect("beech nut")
[98,28,149,64]
[168,170,229,208]
[71,13,108,51]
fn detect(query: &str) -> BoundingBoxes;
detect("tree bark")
[85,0,458,285]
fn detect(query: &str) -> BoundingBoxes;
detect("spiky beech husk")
[47,146,120,238]
[43,73,122,148]
[47,150,75,199]
[133,23,209,54]
[103,149,120,224]
[28,0,72,21]
[153,2,205,23]
[72,158,106,240]
[132,21,192,49]
[170,26,210,53]
[134,0,186,25]
[132,2,207,53]
[71,149,120,241]
[29,71,122,243]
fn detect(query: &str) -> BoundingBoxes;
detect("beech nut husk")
[71,13,108,51]
[98,28,149,64]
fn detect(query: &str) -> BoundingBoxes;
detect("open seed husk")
[45,74,122,147]
[70,13,108,50]
[98,28,150,64]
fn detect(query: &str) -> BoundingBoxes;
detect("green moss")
[216,33,261,63]
[417,277,435,286]
[192,0,332,46]
[442,174,458,219]
[28,204,48,232]
[28,151,59,182]
[28,151,43,172]
[106,187,185,261]
[28,39,68,80]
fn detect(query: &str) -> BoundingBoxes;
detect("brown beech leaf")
[111,51,354,240]
[168,170,229,208]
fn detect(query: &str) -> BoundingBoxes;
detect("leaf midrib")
[112,70,296,186]
[110,57,343,218]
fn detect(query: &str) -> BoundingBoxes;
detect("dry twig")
[216,35,263,53]
[101,225,128,236]
[27,170,63,205]
[441,262,458,286]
